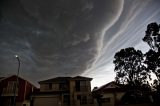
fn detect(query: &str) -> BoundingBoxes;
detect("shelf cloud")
[0,0,159,87]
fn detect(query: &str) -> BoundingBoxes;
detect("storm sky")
[0,0,160,88]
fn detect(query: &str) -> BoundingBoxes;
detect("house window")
[59,83,66,90]
[80,81,87,91]
[76,81,80,91]
[49,83,52,89]
[52,84,59,90]
[75,80,88,91]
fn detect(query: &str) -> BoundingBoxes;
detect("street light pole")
[15,55,20,77]
[13,55,20,106]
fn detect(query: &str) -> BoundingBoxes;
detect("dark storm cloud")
[0,0,123,84]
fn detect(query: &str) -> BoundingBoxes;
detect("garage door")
[33,96,60,106]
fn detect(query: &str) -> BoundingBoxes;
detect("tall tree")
[113,47,150,86]
[143,22,160,82]
[142,22,160,104]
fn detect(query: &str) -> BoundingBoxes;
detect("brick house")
[0,75,38,106]
[92,81,125,106]
[31,76,94,106]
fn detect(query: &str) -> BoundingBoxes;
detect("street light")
[13,55,20,106]
[15,55,20,77]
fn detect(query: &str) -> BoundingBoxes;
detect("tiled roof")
[72,76,92,80]
[38,77,71,83]
[39,76,92,83]
[93,81,125,93]
[0,75,37,88]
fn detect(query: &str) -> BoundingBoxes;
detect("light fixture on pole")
[15,55,20,77]
[13,55,20,106]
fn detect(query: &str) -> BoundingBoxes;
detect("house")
[92,81,125,106]
[31,76,94,106]
[0,75,38,106]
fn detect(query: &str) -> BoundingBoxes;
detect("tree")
[113,47,150,86]
[145,50,160,81]
[113,47,152,104]
[142,22,160,104]
[143,22,160,52]
[143,22,160,83]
